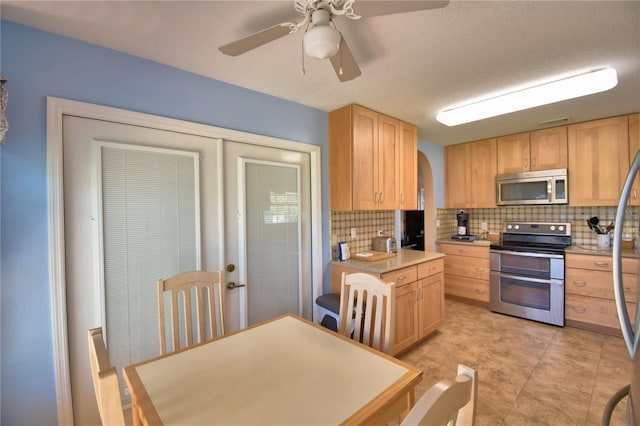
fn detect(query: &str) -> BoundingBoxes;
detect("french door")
[55,103,317,425]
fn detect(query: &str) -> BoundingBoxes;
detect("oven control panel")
[502,222,571,236]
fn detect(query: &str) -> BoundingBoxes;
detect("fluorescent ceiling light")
[436,68,618,126]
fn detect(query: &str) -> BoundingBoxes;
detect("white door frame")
[46,96,323,425]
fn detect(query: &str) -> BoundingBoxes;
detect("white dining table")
[123,314,422,425]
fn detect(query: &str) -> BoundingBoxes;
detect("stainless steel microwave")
[496,168,568,205]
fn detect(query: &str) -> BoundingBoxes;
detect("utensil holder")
[596,234,610,248]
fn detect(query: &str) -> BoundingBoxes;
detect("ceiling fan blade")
[330,37,361,82]
[219,24,293,56]
[352,0,449,17]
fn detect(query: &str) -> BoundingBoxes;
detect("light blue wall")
[0,21,331,425]
[419,139,445,208]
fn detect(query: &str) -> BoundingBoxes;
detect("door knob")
[226,281,246,290]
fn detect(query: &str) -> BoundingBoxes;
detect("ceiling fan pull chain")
[301,38,306,76]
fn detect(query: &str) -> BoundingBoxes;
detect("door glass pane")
[501,181,548,201]
[245,162,300,325]
[100,145,199,400]
[499,276,551,310]
[501,254,550,279]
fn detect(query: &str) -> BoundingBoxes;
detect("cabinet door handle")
[531,158,536,168]
[594,262,609,268]
[401,193,405,204]
[380,192,385,203]
[375,192,380,204]
[524,158,529,168]
[573,280,587,287]
[634,189,638,199]
[573,306,586,313]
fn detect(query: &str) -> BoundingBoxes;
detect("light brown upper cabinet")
[399,123,418,210]
[445,138,497,208]
[629,113,640,205]
[496,127,567,174]
[330,104,417,210]
[568,115,629,206]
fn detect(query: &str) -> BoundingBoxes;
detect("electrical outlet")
[436,220,441,228]
[481,222,488,231]
[350,227,356,239]
[378,230,383,236]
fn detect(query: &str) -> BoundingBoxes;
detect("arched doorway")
[417,151,436,251]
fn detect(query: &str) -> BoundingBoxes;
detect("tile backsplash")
[436,205,640,247]
[330,211,395,259]
[330,205,640,260]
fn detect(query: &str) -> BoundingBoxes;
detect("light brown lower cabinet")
[565,253,638,334]
[436,243,490,305]
[330,257,444,355]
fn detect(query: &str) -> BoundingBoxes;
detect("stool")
[316,293,340,331]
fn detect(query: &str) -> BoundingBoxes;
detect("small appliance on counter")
[451,210,477,241]
[337,241,350,261]
[372,236,397,253]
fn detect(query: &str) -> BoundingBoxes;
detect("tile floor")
[400,299,632,425]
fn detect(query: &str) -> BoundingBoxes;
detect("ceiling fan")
[219,0,449,82]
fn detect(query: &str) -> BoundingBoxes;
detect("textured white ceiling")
[2,0,639,145]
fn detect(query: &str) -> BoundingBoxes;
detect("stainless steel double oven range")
[490,222,571,326]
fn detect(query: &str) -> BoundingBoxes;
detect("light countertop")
[565,245,639,258]
[436,238,492,246]
[331,248,445,274]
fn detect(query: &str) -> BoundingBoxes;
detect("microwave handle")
[547,178,553,202]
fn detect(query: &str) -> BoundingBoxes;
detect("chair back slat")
[158,270,225,354]
[401,364,478,426]
[338,272,395,354]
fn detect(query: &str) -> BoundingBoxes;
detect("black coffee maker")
[457,210,469,236]
[451,210,477,241]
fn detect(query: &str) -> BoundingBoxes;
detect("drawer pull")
[594,261,609,267]
[475,267,485,272]
[573,281,587,287]
[624,287,632,292]
[459,249,469,253]
[572,306,586,313]
[428,266,436,271]
[475,288,486,294]
[397,275,407,281]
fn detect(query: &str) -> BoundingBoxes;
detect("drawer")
[566,253,639,274]
[443,256,489,280]
[566,268,639,300]
[565,294,637,330]
[418,258,444,279]
[444,275,489,302]
[437,243,488,259]
[382,265,418,287]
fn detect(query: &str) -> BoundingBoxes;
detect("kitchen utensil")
[586,219,601,234]
[589,216,605,234]
[606,221,615,233]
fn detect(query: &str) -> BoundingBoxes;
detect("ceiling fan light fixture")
[304,24,340,59]
[436,67,619,126]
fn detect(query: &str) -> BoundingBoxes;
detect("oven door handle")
[491,272,563,285]
[489,249,564,259]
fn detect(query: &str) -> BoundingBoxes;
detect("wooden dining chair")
[88,327,126,426]
[338,272,395,354]
[157,270,225,354]
[400,364,478,426]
